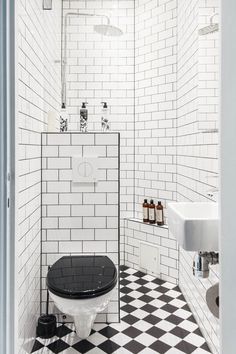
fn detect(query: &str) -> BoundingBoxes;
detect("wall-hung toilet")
[47,255,117,339]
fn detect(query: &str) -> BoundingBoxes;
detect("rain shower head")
[199,23,219,35]
[94,24,123,36]
[75,11,123,37]
[62,12,123,108]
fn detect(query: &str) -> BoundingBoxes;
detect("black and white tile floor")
[32,266,211,354]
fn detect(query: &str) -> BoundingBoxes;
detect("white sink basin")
[168,202,219,251]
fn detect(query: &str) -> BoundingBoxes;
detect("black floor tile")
[140,303,157,313]
[138,294,153,303]
[47,339,70,353]
[158,294,173,303]
[123,326,142,338]
[120,271,130,279]
[121,294,135,303]
[136,286,150,294]
[189,315,198,323]
[122,314,139,325]
[120,286,133,295]
[120,278,130,286]
[56,324,73,338]
[166,314,184,325]
[124,339,146,353]
[152,278,165,286]
[133,271,146,278]
[193,327,203,336]
[98,340,120,353]
[120,265,129,271]
[182,303,191,312]
[201,342,211,352]
[143,314,162,325]
[149,340,171,353]
[135,278,149,285]
[162,303,179,313]
[122,304,137,313]
[72,340,95,353]
[157,286,170,293]
[146,326,166,339]
[176,340,197,353]
[31,340,44,352]
[99,326,119,338]
[170,326,190,338]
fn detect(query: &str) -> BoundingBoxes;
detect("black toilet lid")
[47,256,117,299]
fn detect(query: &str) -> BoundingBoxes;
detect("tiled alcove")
[41,132,120,323]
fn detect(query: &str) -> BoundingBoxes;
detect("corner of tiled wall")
[177,0,219,352]
[134,0,178,221]
[17,0,62,352]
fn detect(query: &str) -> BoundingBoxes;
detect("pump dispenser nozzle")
[80,102,88,132]
[101,102,109,132]
[101,102,108,108]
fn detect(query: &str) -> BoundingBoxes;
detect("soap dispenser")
[60,107,69,132]
[80,102,88,132]
[156,201,164,226]
[101,102,109,131]
[149,200,156,224]
[143,199,149,223]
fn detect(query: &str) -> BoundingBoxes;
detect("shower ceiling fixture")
[43,0,52,10]
[61,12,123,108]
[94,24,123,37]
[199,12,219,35]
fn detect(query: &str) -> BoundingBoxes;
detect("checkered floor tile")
[32,266,211,353]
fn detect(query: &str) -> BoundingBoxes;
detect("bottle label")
[143,207,148,220]
[149,208,155,221]
[156,210,163,222]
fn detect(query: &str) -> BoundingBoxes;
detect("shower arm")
[62,12,110,108]
[210,12,219,25]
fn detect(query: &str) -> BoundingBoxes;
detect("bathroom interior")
[1,0,236,353]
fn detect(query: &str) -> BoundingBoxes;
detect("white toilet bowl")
[49,288,115,339]
[47,255,117,339]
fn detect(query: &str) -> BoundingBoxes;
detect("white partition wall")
[221,0,236,353]
[0,1,15,354]
[41,132,120,323]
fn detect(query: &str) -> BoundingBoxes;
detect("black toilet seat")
[47,256,117,299]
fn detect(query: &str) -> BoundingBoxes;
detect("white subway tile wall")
[15,0,220,352]
[180,249,220,354]
[41,132,120,323]
[17,0,61,352]
[198,0,219,131]
[124,219,178,284]
[177,0,219,352]
[134,0,177,220]
[63,0,135,263]
[63,0,134,259]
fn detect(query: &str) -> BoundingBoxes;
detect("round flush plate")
[77,161,93,178]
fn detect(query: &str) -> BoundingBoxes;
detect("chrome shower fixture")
[199,13,219,35]
[43,0,52,10]
[193,251,219,278]
[94,23,123,37]
[61,12,123,108]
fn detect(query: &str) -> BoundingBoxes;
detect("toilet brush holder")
[36,275,57,339]
[36,313,57,339]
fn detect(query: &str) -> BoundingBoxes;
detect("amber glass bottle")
[156,201,164,226]
[149,200,156,224]
[143,199,149,222]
